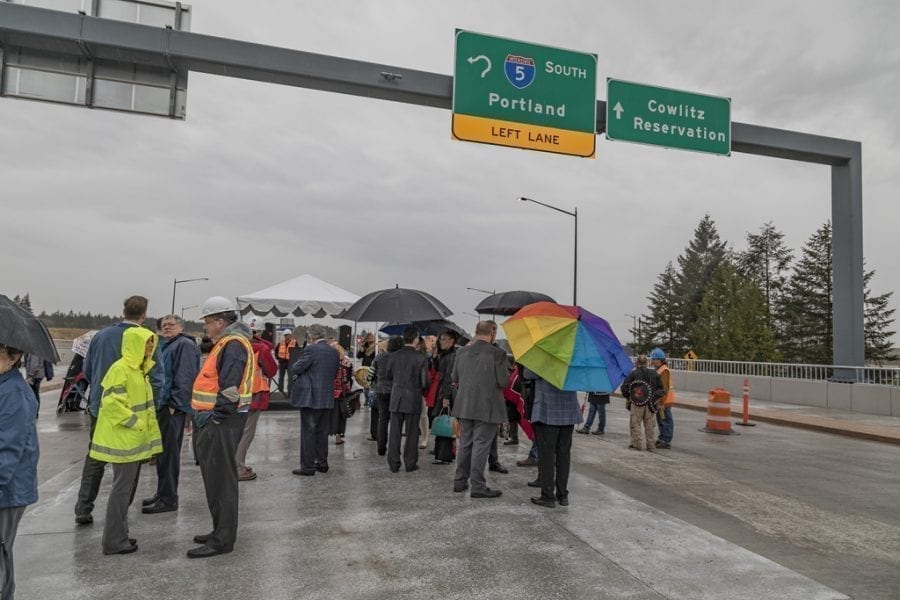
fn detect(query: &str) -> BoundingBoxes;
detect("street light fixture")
[518,197,578,305]
[466,287,495,295]
[625,313,638,348]
[181,304,199,319]
[171,277,209,314]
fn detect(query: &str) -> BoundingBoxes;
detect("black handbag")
[341,389,363,418]
[521,379,535,421]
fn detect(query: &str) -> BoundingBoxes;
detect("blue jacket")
[159,333,200,413]
[84,322,165,417]
[0,369,39,509]
[289,340,339,410]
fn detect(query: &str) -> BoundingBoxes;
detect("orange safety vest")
[657,363,675,406]
[191,334,256,412]
[251,348,269,395]
[277,338,296,360]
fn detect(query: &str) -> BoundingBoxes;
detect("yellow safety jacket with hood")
[89,327,163,463]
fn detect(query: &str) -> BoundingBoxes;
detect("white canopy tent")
[236,274,360,318]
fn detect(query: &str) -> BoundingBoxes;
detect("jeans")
[155,408,186,506]
[583,403,606,432]
[657,406,674,444]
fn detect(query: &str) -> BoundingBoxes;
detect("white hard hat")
[199,296,237,319]
[244,315,265,331]
[281,328,293,335]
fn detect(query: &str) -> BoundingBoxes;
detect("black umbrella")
[379,319,470,345]
[474,290,556,316]
[341,286,453,323]
[0,294,60,362]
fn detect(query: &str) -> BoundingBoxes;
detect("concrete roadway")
[13,397,898,599]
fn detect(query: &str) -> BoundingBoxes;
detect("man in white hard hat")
[275,329,297,395]
[187,296,255,558]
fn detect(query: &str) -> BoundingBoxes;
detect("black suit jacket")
[385,346,428,414]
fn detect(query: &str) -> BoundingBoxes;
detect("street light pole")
[625,313,637,348]
[519,197,577,305]
[171,277,209,314]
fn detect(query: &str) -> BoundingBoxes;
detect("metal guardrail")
[668,358,900,386]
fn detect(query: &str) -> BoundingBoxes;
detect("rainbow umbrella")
[502,302,633,392]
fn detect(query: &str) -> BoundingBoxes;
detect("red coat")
[250,336,278,410]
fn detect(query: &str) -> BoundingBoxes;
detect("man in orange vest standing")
[188,296,255,558]
[651,348,675,449]
[275,329,297,395]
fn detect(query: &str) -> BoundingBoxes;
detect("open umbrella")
[379,319,470,344]
[341,286,453,323]
[0,294,60,363]
[501,302,632,392]
[71,329,98,358]
[474,290,556,316]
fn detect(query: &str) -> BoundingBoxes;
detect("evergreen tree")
[691,260,778,361]
[636,262,682,353]
[673,214,727,353]
[13,294,33,314]
[738,222,793,332]
[778,222,833,363]
[864,269,896,365]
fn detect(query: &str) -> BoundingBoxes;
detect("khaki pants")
[629,405,657,449]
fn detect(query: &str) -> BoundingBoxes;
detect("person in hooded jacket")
[0,343,39,599]
[89,327,162,555]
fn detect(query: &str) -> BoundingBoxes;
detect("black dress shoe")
[142,501,178,514]
[471,488,502,499]
[186,545,232,559]
[488,463,509,474]
[193,534,210,544]
[576,428,590,435]
[453,484,469,493]
[592,430,604,435]
[527,479,541,488]
[315,466,329,473]
[292,468,315,476]
[556,496,569,506]
[405,465,419,472]
[75,514,93,525]
[104,544,139,555]
[141,495,159,507]
[530,496,556,508]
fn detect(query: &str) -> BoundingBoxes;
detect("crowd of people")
[0,293,676,599]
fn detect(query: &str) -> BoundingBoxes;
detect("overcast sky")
[2,0,898,344]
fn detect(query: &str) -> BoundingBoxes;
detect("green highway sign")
[606,79,731,156]
[453,29,597,158]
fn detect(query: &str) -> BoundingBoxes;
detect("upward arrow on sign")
[613,102,624,119]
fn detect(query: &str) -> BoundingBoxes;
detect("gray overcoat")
[451,340,509,424]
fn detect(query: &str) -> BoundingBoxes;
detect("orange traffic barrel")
[700,388,739,435]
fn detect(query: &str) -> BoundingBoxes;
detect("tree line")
[634,216,896,365]
[10,295,343,343]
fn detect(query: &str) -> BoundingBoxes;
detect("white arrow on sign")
[467,55,491,78]
[613,102,624,119]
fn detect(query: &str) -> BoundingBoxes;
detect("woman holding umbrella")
[0,342,39,599]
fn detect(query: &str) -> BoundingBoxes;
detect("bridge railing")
[666,358,900,387]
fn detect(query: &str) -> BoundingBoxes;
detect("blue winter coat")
[0,368,39,509]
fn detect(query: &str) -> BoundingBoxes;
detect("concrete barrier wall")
[826,382,853,411]
[673,369,899,416]
[851,384,893,416]
[682,372,724,394]
[770,378,828,407]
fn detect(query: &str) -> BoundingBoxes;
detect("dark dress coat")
[384,346,428,414]
[289,340,340,410]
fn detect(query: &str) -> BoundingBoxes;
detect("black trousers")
[196,413,246,551]
[155,408,186,506]
[387,411,420,471]
[277,358,290,392]
[74,414,106,517]
[375,393,391,454]
[28,379,41,414]
[534,422,574,501]
[299,407,331,473]
[368,392,379,440]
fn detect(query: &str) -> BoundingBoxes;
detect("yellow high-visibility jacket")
[89,327,162,463]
